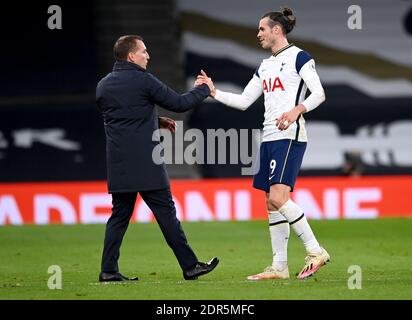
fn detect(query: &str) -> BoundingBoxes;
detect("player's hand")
[159,116,177,133]
[276,105,306,130]
[194,78,207,86]
[196,70,216,97]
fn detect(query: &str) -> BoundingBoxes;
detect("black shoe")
[183,257,219,280]
[98,272,139,282]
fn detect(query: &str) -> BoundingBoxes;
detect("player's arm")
[213,75,263,111]
[298,58,326,113]
[277,52,325,130]
[146,73,210,113]
[196,70,262,111]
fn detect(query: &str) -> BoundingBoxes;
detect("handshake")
[194,70,216,97]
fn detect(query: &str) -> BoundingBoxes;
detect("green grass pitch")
[0,219,411,300]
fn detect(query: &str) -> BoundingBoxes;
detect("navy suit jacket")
[96,61,210,192]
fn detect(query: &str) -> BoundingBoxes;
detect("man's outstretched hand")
[194,70,216,97]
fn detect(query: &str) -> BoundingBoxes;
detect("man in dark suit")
[96,35,218,281]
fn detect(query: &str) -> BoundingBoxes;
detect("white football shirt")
[214,44,325,142]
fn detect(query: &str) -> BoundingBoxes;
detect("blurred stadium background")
[0,0,411,301]
[0,0,411,224]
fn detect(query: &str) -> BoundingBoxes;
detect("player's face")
[129,40,150,69]
[257,18,276,49]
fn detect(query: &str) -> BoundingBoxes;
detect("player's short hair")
[262,7,296,34]
[113,35,143,61]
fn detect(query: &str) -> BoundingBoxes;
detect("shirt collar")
[113,60,146,72]
[272,43,294,57]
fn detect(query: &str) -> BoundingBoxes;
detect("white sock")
[278,199,322,254]
[269,211,289,271]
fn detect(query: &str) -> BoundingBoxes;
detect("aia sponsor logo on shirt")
[263,77,285,93]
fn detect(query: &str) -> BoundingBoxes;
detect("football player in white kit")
[197,7,330,280]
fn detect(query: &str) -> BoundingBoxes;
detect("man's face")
[257,17,277,49]
[129,40,150,69]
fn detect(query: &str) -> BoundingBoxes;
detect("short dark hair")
[113,35,143,61]
[262,7,296,34]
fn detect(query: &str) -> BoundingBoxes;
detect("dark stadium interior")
[1,0,411,182]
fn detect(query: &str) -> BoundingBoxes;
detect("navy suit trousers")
[101,189,198,273]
